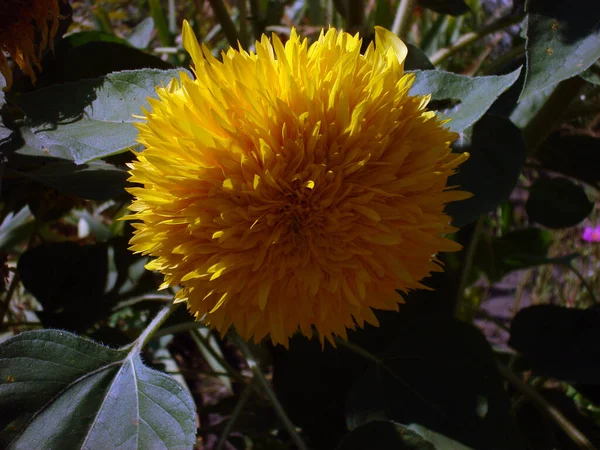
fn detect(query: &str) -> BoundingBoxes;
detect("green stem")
[523,76,587,155]
[234,336,308,450]
[216,382,254,450]
[335,337,383,365]
[565,263,598,304]
[430,14,524,65]
[497,363,594,449]
[455,216,485,317]
[238,0,249,49]
[248,0,263,39]
[190,329,247,384]
[207,0,241,47]
[131,302,179,353]
[148,0,173,46]
[112,294,172,312]
[345,0,365,34]
[391,0,417,39]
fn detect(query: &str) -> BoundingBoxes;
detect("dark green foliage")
[445,115,526,226]
[526,178,593,229]
[521,0,600,99]
[346,319,524,450]
[509,305,600,384]
[0,330,196,449]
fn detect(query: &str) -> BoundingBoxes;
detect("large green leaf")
[520,0,600,99]
[15,68,189,164]
[346,318,524,450]
[445,115,526,226]
[14,156,129,201]
[409,68,521,133]
[526,177,593,229]
[0,330,196,449]
[38,35,173,85]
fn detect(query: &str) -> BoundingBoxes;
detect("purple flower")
[582,225,600,242]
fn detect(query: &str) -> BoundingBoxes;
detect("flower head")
[127,22,470,347]
[0,0,63,89]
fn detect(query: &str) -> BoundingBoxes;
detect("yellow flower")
[127,21,470,347]
[0,0,63,89]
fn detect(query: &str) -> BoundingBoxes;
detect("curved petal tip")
[374,26,408,70]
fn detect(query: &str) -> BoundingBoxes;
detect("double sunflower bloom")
[127,22,470,347]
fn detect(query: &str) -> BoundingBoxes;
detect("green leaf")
[509,305,600,384]
[62,31,131,47]
[127,18,156,49]
[526,177,593,229]
[520,0,600,100]
[445,115,526,226]
[17,242,113,331]
[405,43,435,71]
[409,68,522,133]
[580,62,600,85]
[474,228,553,282]
[346,318,524,450]
[15,69,189,164]
[510,84,555,128]
[38,36,173,85]
[0,330,196,449]
[535,132,600,188]
[15,156,129,201]
[417,0,470,16]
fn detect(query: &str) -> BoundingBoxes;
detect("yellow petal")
[182,20,203,68]
[374,26,408,71]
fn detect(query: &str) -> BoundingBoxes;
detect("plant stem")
[523,76,587,155]
[111,294,172,312]
[238,0,249,49]
[148,0,173,46]
[455,216,485,316]
[334,337,383,365]
[345,0,365,34]
[497,363,594,449]
[234,336,308,450]
[131,302,179,353]
[565,263,598,304]
[190,329,247,385]
[430,14,524,65]
[216,382,254,450]
[207,0,241,47]
[248,0,262,39]
[391,0,417,39]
